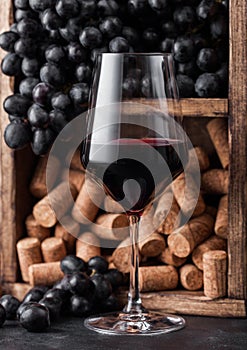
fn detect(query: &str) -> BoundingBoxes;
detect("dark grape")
[79,26,103,49]
[22,287,47,304]
[68,273,93,296]
[15,9,38,22]
[4,94,31,116]
[45,45,66,65]
[28,104,50,128]
[104,269,124,288]
[14,38,38,58]
[60,255,87,274]
[177,60,199,80]
[44,288,71,302]
[53,275,72,293]
[75,63,92,83]
[210,15,228,40]
[174,36,194,63]
[67,42,87,63]
[4,121,32,150]
[128,0,149,16]
[29,0,56,12]
[142,28,159,49]
[160,38,174,53]
[0,295,20,320]
[90,274,112,301]
[32,128,56,155]
[0,31,19,52]
[161,21,178,39]
[100,294,120,312]
[40,8,64,31]
[21,57,40,77]
[32,82,54,106]
[1,53,22,76]
[51,92,71,110]
[141,74,151,97]
[148,0,168,12]
[99,17,122,39]
[79,0,97,18]
[55,0,80,19]
[16,18,41,38]
[122,26,139,47]
[90,46,108,63]
[14,0,29,9]
[59,16,83,42]
[69,295,93,317]
[40,63,65,87]
[97,0,119,17]
[17,302,35,321]
[49,109,67,133]
[196,0,219,21]
[195,73,220,97]
[19,303,50,332]
[109,36,130,53]
[196,48,219,72]
[216,62,228,84]
[69,83,89,105]
[176,74,195,97]
[88,256,109,273]
[39,297,62,320]
[173,6,197,32]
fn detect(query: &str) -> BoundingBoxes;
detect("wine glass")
[81,53,188,335]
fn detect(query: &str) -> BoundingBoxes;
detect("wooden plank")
[0,0,17,282]
[228,0,247,299]
[118,290,247,318]
[127,98,228,117]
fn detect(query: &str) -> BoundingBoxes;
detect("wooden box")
[0,1,246,317]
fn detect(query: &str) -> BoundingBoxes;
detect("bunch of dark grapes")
[0,255,125,332]
[0,0,229,155]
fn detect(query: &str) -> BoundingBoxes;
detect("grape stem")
[123,214,144,314]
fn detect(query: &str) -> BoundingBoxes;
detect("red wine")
[81,138,187,214]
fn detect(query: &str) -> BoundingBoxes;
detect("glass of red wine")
[81,53,188,335]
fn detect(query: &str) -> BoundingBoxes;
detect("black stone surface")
[0,316,247,350]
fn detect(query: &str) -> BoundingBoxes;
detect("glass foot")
[84,311,185,335]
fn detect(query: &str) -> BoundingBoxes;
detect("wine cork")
[7,283,32,302]
[61,169,85,192]
[16,238,43,282]
[168,213,214,258]
[207,118,229,169]
[33,182,78,228]
[29,262,64,286]
[139,232,166,257]
[76,232,101,262]
[55,217,79,254]
[172,172,206,219]
[205,205,217,218]
[112,238,132,273]
[41,237,67,262]
[203,250,227,299]
[154,189,181,235]
[25,214,50,241]
[192,235,227,270]
[72,178,104,225]
[30,154,60,198]
[91,213,129,241]
[104,196,124,213]
[187,146,210,173]
[215,195,228,239]
[179,264,203,291]
[158,247,186,267]
[139,265,178,292]
[201,169,229,195]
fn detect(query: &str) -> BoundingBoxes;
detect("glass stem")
[123,214,144,314]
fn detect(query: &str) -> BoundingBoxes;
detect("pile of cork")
[16,118,229,300]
